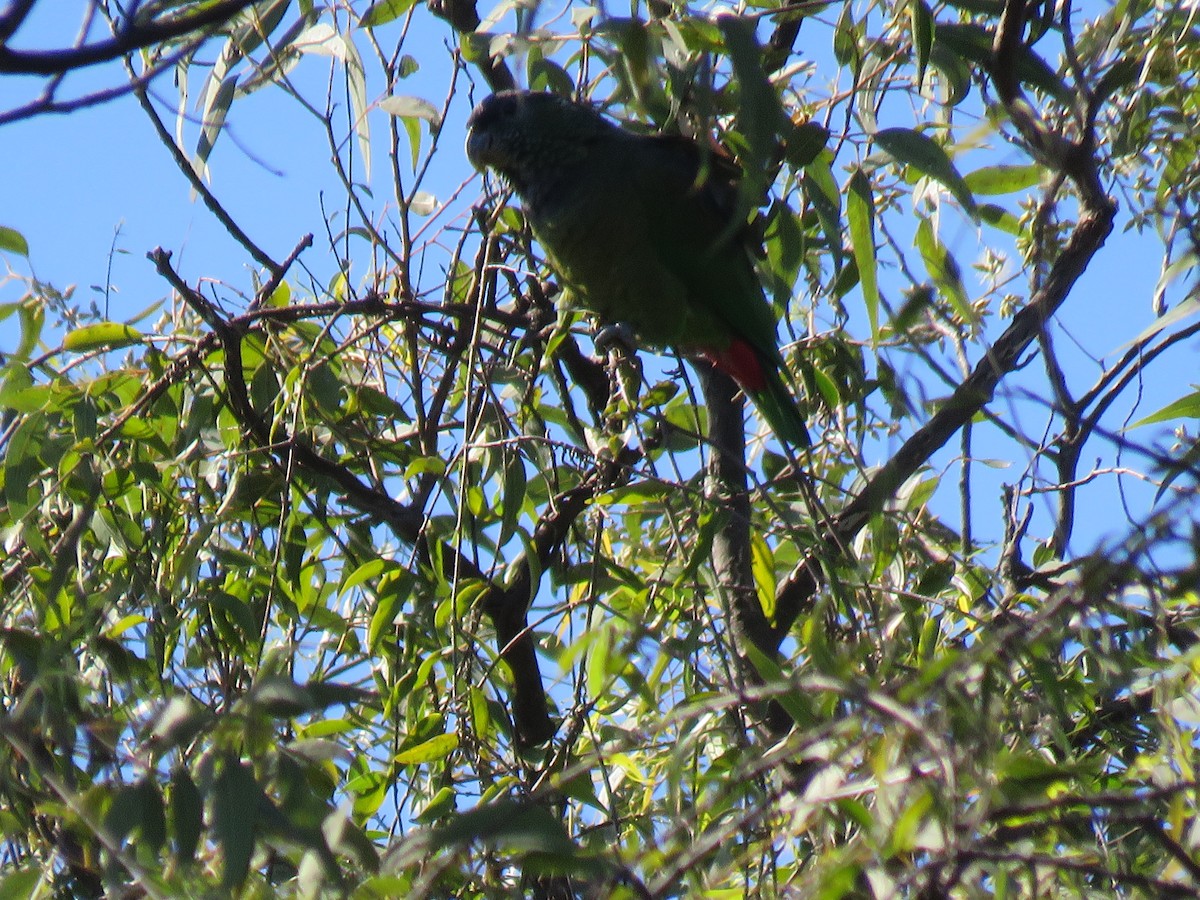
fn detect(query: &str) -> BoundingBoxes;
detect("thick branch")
[425,0,515,93]
[696,365,771,658]
[149,248,623,746]
[0,0,257,74]
[771,0,1119,652]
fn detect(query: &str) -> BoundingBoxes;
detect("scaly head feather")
[465,91,617,200]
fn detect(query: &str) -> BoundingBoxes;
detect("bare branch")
[0,0,257,74]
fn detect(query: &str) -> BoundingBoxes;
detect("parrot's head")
[466,90,615,194]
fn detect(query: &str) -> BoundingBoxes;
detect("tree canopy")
[2,0,1199,897]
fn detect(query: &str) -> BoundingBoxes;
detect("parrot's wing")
[629,135,784,365]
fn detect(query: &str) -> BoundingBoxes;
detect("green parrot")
[465,89,809,446]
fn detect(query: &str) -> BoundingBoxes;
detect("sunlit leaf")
[875,127,977,215]
[847,167,879,340]
[1130,391,1200,428]
[63,322,143,352]
[0,225,29,257]
[361,0,418,27]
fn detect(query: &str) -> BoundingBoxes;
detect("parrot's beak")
[465,129,491,171]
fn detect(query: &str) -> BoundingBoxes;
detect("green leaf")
[846,167,879,341]
[0,868,41,898]
[380,94,441,170]
[964,164,1041,195]
[361,0,418,27]
[1130,390,1200,428]
[785,120,830,168]
[416,786,457,824]
[527,53,573,95]
[1122,295,1199,349]
[0,225,29,257]
[367,570,410,653]
[804,154,843,271]
[718,13,782,194]
[1095,56,1141,104]
[212,757,259,891]
[915,217,973,322]
[875,127,977,215]
[743,643,816,728]
[978,203,1021,235]
[107,779,166,854]
[435,801,577,855]
[910,0,934,91]
[63,322,143,352]
[936,23,1071,103]
[3,413,44,521]
[498,449,527,547]
[395,733,459,765]
[13,300,44,361]
[833,2,861,71]
[170,767,203,865]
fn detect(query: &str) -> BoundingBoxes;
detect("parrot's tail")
[750,369,810,448]
[701,339,810,448]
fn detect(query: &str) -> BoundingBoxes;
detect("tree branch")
[425,0,515,93]
[770,0,1118,659]
[0,0,257,74]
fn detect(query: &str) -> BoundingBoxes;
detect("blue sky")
[0,3,1192,564]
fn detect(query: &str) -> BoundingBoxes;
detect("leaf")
[936,23,1071,103]
[498,448,527,547]
[434,800,577,855]
[195,75,237,179]
[212,757,259,891]
[964,164,1041,195]
[344,36,371,181]
[927,42,972,106]
[394,733,459,765]
[292,23,343,59]
[367,570,410,653]
[410,191,437,215]
[743,643,816,727]
[3,413,44,521]
[910,0,934,91]
[915,217,973,322]
[1130,391,1200,428]
[0,869,41,898]
[106,779,166,854]
[1095,56,1141,104]
[1121,295,1200,349]
[804,154,843,271]
[1153,251,1197,314]
[785,120,830,168]
[232,0,290,56]
[63,322,143,352]
[847,167,879,341]
[718,14,782,191]
[833,2,861,71]
[170,767,203,865]
[875,127,977,215]
[379,94,442,127]
[0,225,29,257]
[14,300,44,360]
[361,0,418,27]
[380,95,441,170]
[978,203,1021,235]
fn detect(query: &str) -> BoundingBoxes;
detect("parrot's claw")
[594,322,638,357]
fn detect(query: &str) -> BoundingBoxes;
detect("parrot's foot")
[594,322,638,357]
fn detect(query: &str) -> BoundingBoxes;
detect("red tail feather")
[700,338,766,392]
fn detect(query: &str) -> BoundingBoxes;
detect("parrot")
[465,89,809,447]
